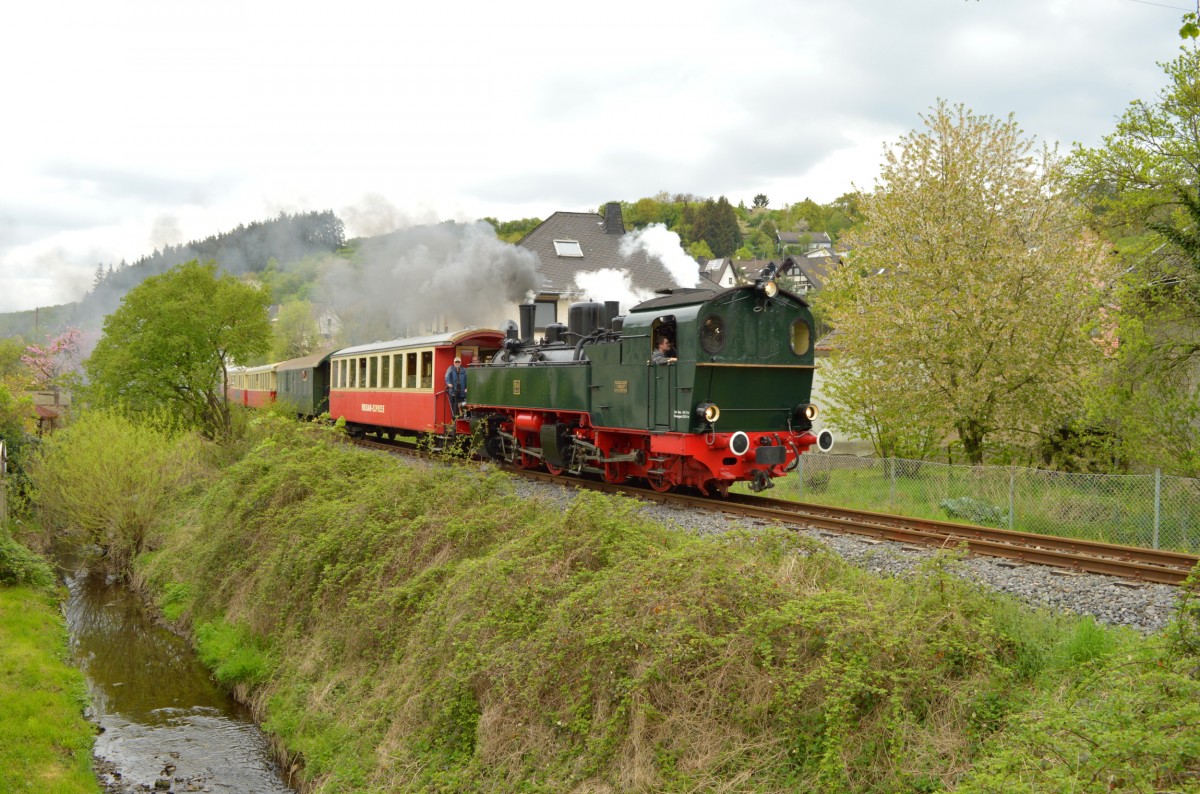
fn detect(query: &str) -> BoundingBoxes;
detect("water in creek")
[63,564,296,793]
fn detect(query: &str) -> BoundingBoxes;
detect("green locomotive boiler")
[463,263,833,495]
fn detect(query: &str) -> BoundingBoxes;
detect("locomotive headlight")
[756,279,779,298]
[802,403,818,421]
[695,402,720,424]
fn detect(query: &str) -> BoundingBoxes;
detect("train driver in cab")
[652,334,677,365]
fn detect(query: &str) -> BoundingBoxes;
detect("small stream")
[62,562,296,793]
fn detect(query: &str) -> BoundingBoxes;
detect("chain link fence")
[781,453,1200,554]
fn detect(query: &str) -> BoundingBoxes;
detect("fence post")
[796,455,804,501]
[1008,468,1015,531]
[1153,468,1161,550]
[888,457,896,506]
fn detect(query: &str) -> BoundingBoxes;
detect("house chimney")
[603,202,624,235]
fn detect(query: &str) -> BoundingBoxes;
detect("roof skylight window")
[553,239,583,257]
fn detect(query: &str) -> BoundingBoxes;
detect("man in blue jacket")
[445,356,467,418]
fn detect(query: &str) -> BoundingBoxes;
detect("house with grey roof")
[777,230,833,254]
[512,202,679,330]
[697,257,741,289]
[778,253,840,295]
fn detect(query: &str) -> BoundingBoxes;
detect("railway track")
[352,437,1200,586]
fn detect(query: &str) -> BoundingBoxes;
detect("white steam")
[619,223,698,288]
[573,268,655,315]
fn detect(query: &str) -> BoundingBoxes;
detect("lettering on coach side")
[361,404,386,413]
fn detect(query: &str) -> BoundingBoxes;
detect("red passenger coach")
[226,363,277,408]
[328,329,503,438]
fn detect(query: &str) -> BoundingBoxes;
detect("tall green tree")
[1070,46,1200,231]
[694,196,742,258]
[86,260,271,439]
[820,101,1112,463]
[1070,46,1200,474]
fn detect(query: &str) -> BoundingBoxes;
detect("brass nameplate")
[513,380,521,395]
[614,380,628,394]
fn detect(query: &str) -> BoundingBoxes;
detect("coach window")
[390,354,401,388]
[380,355,390,389]
[357,357,367,389]
[369,356,378,389]
[405,352,417,388]
[420,350,433,389]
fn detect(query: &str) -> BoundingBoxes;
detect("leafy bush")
[29,410,199,575]
[0,525,54,589]
[940,495,1007,526]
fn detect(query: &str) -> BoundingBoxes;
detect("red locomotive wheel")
[545,462,565,476]
[647,475,673,493]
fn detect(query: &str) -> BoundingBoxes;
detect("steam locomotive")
[228,263,832,495]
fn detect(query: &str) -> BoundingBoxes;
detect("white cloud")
[0,0,1185,312]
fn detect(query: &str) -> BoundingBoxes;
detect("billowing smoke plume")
[323,221,540,342]
[573,269,656,315]
[340,193,415,238]
[619,223,699,288]
[149,214,184,250]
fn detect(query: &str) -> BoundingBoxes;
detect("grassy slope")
[132,420,1200,793]
[0,586,98,793]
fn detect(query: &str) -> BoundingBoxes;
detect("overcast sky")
[0,0,1188,314]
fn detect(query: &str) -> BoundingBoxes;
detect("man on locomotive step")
[445,356,467,418]
[652,335,677,365]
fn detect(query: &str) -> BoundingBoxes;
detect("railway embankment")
[21,410,1200,792]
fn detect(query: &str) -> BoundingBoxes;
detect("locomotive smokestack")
[604,301,619,329]
[519,303,536,342]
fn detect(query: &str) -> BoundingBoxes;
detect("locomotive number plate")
[513,380,521,395]
[614,380,628,394]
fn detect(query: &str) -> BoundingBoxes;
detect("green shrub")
[29,409,199,575]
[940,495,1007,526]
[0,526,54,589]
